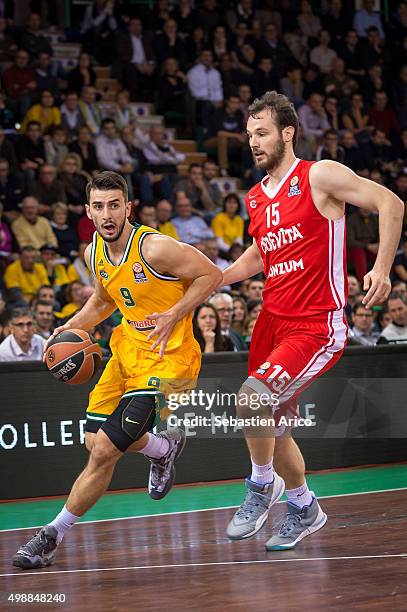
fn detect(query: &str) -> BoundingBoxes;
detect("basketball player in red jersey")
[223,91,404,550]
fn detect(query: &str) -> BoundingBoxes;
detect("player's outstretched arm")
[142,234,223,356]
[222,239,264,286]
[45,245,116,349]
[310,160,405,307]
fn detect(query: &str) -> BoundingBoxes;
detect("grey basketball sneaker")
[226,474,285,540]
[265,495,327,551]
[147,429,186,500]
[13,525,59,569]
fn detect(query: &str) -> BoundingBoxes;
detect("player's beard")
[252,133,286,171]
[97,215,127,243]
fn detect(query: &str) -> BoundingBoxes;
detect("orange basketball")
[45,329,102,385]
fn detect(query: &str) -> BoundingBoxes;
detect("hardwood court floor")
[1,467,407,611]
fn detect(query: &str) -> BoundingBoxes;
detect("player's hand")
[43,324,71,360]
[146,309,179,357]
[362,270,391,308]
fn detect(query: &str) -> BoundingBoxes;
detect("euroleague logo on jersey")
[288,175,301,197]
[132,262,148,283]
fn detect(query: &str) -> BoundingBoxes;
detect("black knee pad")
[101,393,158,452]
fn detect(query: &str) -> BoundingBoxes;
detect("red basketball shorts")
[246,309,347,432]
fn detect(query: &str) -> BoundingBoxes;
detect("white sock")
[49,505,80,544]
[139,432,170,459]
[286,482,313,508]
[250,459,274,486]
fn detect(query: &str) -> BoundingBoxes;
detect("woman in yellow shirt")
[20,90,61,134]
[211,193,244,252]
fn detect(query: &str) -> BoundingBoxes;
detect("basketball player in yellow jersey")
[14,171,222,570]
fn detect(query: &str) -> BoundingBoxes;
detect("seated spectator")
[50,202,79,260]
[368,91,402,141]
[20,12,52,57]
[0,127,18,172]
[297,1,322,42]
[359,26,389,70]
[156,57,188,125]
[342,93,373,142]
[280,65,305,109]
[33,285,58,308]
[0,158,25,218]
[255,22,293,75]
[393,280,407,298]
[111,89,138,131]
[80,0,118,66]
[353,0,385,39]
[322,0,352,45]
[392,172,407,202]
[58,153,87,209]
[339,29,366,79]
[341,130,368,172]
[173,163,219,213]
[246,279,264,301]
[33,299,55,339]
[67,52,96,93]
[210,25,231,62]
[60,92,86,138]
[0,16,17,65]
[58,280,85,318]
[154,19,186,69]
[209,292,246,350]
[40,244,69,287]
[294,125,314,161]
[303,63,325,99]
[20,90,61,134]
[346,209,379,283]
[378,293,407,343]
[348,302,379,345]
[394,237,407,282]
[16,121,46,180]
[34,52,60,97]
[310,29,337,75]
[95,117,135,179]
[211,193,244,251]
[137,203,157,229]
[242,311,259,346]
[79,86,102,136]
[67,243,92,285]
[171,192,214,244]
[4,246,49,304]
[187,49,224,126]
[0,201,13,261]
[184,25,206,67]
[142,125,185,173]
[197,237,230,290]
[232,296,248,336]
[316,129,345,162]
[156,199,179,240]
[362,128,395,172]
[392,64,407,128]
[226,1,259,32]
[370,169,384,184]
[45,126,69,168]
[298,93,330,145]
[251,58,279,99]
[196,0,224,35]
[361,64,386,101]
[324,96,343,132]
[0,307,45,361]
[324,57,358,100]
[170,0,198,35]
[193,301,235,353]
[238,83,252,123]
[2,48,37,118]
[202,160,222,206]
[77,212,96,245]
[29,164,67,212]
[345,274,362,321]
[115,17,156,101]
[69,125,99,175]
[11,196,57,250]
[204,95,246,175]
[120,124,153,203]
[218,53,245,99]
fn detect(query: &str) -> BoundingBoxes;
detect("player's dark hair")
[86,171,128,203]
[248,91,299,146]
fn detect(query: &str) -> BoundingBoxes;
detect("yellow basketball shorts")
[86,324,202,425]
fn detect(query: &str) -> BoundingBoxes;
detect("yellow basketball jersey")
[90,224,196,352]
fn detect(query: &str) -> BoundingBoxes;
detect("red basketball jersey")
[246,158,347,319]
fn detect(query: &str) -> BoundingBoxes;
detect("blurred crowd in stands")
[0,0,406,361]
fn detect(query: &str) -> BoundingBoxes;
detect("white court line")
[1,553,407,579]
[1,486,406,534]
